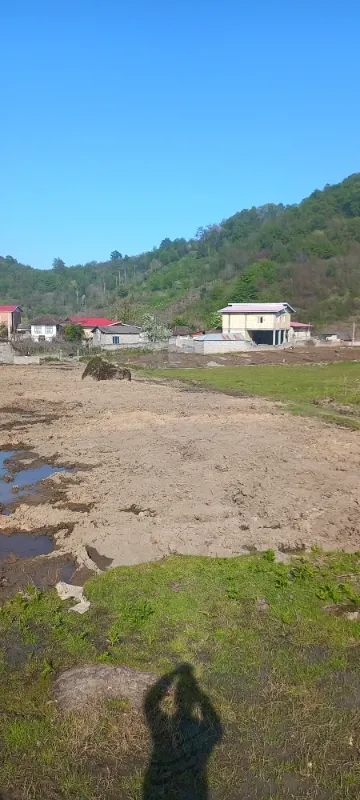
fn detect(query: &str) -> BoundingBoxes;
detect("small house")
[0,305,22,337]
[289,322,312,341]
[30,316,64,342]
[92,323,142,349]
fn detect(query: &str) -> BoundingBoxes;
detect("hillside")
[2,173,360,327]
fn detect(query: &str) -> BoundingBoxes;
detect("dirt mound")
[53,664,155,710]
[82,357,131,381]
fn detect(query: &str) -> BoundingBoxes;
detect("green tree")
[64,323,83,343]
[110,250,122,261]
[52,257,66,272]
[0,323,8,338]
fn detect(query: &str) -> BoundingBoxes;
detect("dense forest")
[2,173,360,329]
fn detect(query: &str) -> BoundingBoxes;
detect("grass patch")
[1,552,360,798]
[147,362,360,427]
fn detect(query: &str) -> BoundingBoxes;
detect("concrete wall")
[13,355,41,365]
[0,342,14,363]
[193,339,253,355]
[292,328,311,340]
[97,340,168,351]
[97,332,141,347]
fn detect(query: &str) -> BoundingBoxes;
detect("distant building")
[30,316,64,342]
[0,305,22,337]
[219,302,295,345]
[290,322,312,341]
[67,316,116,340]
[92,323,143,349]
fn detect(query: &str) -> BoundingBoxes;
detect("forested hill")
[2,173,360,328]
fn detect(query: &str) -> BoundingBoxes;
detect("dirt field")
[124,344,360,369]
[1,362,360,576]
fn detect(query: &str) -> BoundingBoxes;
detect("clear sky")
[1,0,359,269]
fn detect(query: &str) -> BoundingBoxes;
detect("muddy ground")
[1,362,360,584]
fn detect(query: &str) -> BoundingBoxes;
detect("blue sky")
[1,0,359,269]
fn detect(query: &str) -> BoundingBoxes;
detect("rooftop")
[0,305,22,312]
[68,316,116,327]
[291,321,312,328]
[219,302,295,314]
[195,333,246,341]
[31,315,63,326]
[93,323,141,335]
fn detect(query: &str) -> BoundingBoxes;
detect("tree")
[110,250,122,261]
[52,257,66,272]
[207,311,222,329]
[142,314,171,342]
[0,323,8,338]
[64,323,83,343]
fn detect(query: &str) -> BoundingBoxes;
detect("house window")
[258,316,264,323]
[112,336,120,345]
[45,326,54,334]
[33,326,43,334]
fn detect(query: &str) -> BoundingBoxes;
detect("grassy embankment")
[147,361,360,429]
[1,550,360,799]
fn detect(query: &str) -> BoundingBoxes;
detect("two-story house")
[30,316,64,342]
[218,302,295,345]
[0,305,22,337]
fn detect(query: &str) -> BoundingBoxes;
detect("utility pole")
[352,321,356,346]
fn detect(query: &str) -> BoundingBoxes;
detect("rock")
[52,664,156,711]
[255,597,270,612]
[345,611,360,621]
[274,550,291,564]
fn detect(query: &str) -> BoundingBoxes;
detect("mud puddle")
[0,532,54,559]
[0,553,92,602]
[0,450,73,513]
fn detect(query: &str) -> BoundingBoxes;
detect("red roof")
[68,316,115,327]
[0,305,22,312]
[291,321,312,328]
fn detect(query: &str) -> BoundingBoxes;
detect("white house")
[219,302,295,345]
[92,323,143,349]
[30,316,64,342]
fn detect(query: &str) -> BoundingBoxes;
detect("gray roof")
[30,316,64,326]
[195,333,246,341]
[94,324,141,335]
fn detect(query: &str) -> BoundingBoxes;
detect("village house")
[219,302,295,345]
[30,316,64,342]
[92,323,143,349]
[290,321,312,340]
[0,305,22,337]
[67,316,116,340]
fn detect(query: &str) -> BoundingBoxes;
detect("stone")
[255,597,270,612]
[52,664,156,711]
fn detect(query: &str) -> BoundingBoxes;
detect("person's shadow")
[143,663,222,799]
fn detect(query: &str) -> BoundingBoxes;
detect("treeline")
[1,173,360,326]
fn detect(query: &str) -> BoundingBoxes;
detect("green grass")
[147,362,360,428]
[1,551,360,798]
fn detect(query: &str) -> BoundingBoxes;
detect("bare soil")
[122,344,360,369]
[1,363,360,573]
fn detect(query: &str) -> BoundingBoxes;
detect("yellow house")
[219,302,295,345]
